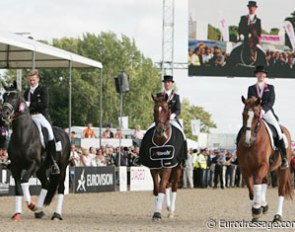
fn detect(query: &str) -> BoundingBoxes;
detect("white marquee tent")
[0,31,103,144]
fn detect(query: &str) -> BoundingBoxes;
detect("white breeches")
[31,114,54,140]
[262,110,282,139]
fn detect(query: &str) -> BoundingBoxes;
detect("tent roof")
[0,32,102,69]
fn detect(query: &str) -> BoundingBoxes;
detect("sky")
[1,0,295,137]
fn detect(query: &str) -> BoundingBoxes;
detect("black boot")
[47,140,60,175]
[278,139,289,170]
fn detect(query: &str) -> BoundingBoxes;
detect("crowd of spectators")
[182,147,295,190]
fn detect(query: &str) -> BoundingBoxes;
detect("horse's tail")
[44,174,59,205]
[284,168,293,200]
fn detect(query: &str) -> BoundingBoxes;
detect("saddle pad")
[263,120,278,150]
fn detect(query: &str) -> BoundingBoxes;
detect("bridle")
[243,105,262,147]
[1,90,26,123]
[154,101,171,136]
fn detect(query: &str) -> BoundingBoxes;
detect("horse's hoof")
[273,214,283,222]
[35,211,45,219]
[252,206,262,219]
[166,206,170,212]
[27,201,36,212]
[168,212,174,219]
[251,217,259,222]
[51,212,63,221]
[11,213,21,222]
[262,204,269,214]
[152,212,161,222]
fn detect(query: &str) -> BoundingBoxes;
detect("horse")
[1,81,71,221]
[139,94,187,221]
[237,96,293,222]
[226,38,267,76]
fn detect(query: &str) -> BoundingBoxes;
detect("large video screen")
[188,0,295,78]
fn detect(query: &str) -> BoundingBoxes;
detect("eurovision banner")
[74,167,115,193]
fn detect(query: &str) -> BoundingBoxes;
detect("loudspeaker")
[120,72,129,93]
[114,76,122,93]
[114,72,129,93]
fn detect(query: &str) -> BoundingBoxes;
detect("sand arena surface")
[0,188,294,232]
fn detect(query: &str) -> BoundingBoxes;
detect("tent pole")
[99,68,103,147]
[69,61,72,141]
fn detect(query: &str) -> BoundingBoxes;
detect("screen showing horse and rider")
[188,0,295,78]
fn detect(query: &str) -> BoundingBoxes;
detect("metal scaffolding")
[161,0,175,79]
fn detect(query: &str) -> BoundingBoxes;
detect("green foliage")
[181,99,216,140]
[269,28,280,35]
[229,25,238,42]
[208,24,221,41]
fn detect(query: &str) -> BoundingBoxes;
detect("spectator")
[133,125,144,140]
[114,128,124,139]
[70,131,77,139]
[224,151,234,188]
[69,144,81,167]
[81,148,95,167]
[95,148,106,166]
[213,150,225,189]
[183,148,194,189]
[102,125,114,139]
[83,123,97,138]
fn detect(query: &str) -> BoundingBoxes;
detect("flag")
[284,21,295,52]
[191,120,200,136]
[220,19,229,42]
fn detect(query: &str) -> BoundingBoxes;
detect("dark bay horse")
[227,39,267,76]
[1,82,70,221]
[237,96,293,222]
[139,94,187,221]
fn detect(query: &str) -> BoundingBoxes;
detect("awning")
[0,31,102,69]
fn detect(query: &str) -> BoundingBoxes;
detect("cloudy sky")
[1,0,295,137]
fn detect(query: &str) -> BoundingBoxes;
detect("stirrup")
[51,163,60,175]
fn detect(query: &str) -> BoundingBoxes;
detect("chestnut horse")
[237,96,293,222]
[139,94,187,221]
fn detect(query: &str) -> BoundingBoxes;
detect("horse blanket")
[139,123,187,169]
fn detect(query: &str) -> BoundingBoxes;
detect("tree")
[229,25,238,42]
[181,98,216,140]
[208,24,221,41]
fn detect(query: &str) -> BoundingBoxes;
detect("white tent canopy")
[0,31,102,69]
[0,31,104,146]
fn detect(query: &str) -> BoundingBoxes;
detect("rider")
[238,1,261,45]
[24,69,60,175]
[157,75,181,126]
[248,65,289,169]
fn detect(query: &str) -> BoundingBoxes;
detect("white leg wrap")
[250,199,254,209]
[253,184,262,208]
[156,193,165,213]
[170,192,177,212]
[21,182,31,204]
[15,196,22,214]
[165,188,171,208]
[276,196,284,216]
[36,189,48,209]
[261,184,268,206]
[55,194,64,215]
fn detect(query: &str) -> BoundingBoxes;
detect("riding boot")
[47,140,60,175]
[278,139,289,170]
